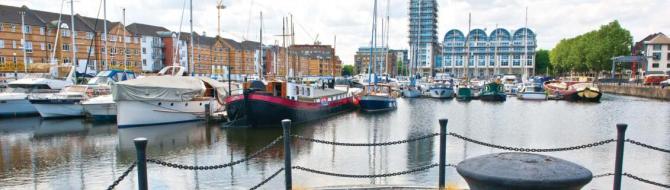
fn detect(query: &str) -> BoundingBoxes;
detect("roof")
[646,33,670,45]
[0,5,44,26]
[240,40,261,50]
[0,4,112,32]
[126,23,170,36]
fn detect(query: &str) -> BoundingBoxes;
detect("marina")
[0,94,668,189]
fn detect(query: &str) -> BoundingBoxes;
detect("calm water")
[0,94,668,190]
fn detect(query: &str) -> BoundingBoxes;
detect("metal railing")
[106,119,670,190]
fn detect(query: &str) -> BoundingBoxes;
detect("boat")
[0,71,74,117]
[517,83,547,100]
[501,75,518,95]
[562,83,602,102]
[456,85,473,101]
[427,82,454,99]
[28,85,103,118]
[357,84,397,112]
[114,66,227,127]
[225,79,356,126]
[80,70,137,120]
[479,81,507,101]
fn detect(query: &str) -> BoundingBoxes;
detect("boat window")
[96,71,111,77]
[170,103,174,106]
[158,102,162,106]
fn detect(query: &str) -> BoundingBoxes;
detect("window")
[40,27,45,35]
[0,57,5,64]
[0,40,3,48]
[101,47,105,53]
[47,43,52,50]
[24,41,33,52]
[62,30,70,37]
[142,59,146,66]
[101,34,107,40]
[110,35,117,42]
[13,41,16,49]
[23,25,30,33]
[652,63,659,68]
[62,43,70,51]
[142,48,146,54]
[652,52,661,60]
[87,46,94,54]
[0,23,3,31]
[667,53,670,60]
[64,57,70,64]
[11,24,16,32]
[124,36,130,42]
[653,44,661,51]
[142,37,146,43]
[110,47,117,55]
[86,32,94,39]
[667,63,670,68]
[40,43,45,50]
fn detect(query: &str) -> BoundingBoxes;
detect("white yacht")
[517,83,548,100]
[80,70,137,120]
[0,72,74,117]
[29,85,95,118]
[114,66,228,127]
[427,82,455,99]
[502,75,519,95]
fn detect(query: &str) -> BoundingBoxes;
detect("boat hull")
[428,88,454,99]
[401,89,421,98]
[518,93,547,100]
[117,100,218,128]
[359,95,397,112]
[225,94,356,126]
[480,93,507,101]
[563,89,602,102]
[83,103,117,120]
[30,99,85,118]
[0,98,37,116]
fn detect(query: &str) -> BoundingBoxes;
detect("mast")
[367,0,377,84]
[50,1,65,78]
[122,8,127,71]
[189,0,194,76]
[20,11,27,73]
[464,12,471,80]
[524,6,529,79]
[380,17,384,77]
[259,11,263,79]
[384,0,390,76]
[71,0,77,83]
[494,24,499,76]
[283,17,289,78]
[103,0,108,70]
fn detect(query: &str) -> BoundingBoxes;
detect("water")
[0,94,668,190]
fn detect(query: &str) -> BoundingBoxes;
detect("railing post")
[613,123,627,190]
[282,119,292,190]
[438,119,448,190]
[134,138,148,190]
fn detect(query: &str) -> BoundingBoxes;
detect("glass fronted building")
[439,28,536,78]
[408,0,438,77]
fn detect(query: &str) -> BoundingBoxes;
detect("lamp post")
[13,52,18,80]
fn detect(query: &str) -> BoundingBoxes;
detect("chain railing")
[116,119,669,190]
[146,136,283,170]
[448,132,616,152]
[106,162,136,190]
[293,133,438,146]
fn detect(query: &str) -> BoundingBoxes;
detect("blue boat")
[357,84,397,112]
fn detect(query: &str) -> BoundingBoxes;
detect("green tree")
[341,65,354,76]
[535,49,551,75]
[396,60,408,76]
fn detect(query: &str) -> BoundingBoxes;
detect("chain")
[292,163,439,178]
[623,173,670,188]
[249,168,284,190]
[448,132,615,152]
[592,172,614,178]
[106,162,136,190]
[147,136,283,170]
[626,139,670,154]
[292,133,439,146]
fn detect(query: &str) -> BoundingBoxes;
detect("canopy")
[113,76,210,102]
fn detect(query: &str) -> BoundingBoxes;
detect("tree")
[341,65,354,76]
[535,49,551,75]
[396,60,408,76]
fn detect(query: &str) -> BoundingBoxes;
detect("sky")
[5,0,670,65]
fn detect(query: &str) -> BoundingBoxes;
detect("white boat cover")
[113,76,228,102]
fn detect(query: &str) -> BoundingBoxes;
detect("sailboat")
[456,13,474,101]
[402,0,422,98]
[357,0,397,112]
[0,1,75,117]
[224,12,356,126]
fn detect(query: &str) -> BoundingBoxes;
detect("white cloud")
[5,0,669,66]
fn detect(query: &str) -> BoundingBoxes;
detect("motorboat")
[81,70,136,120]
[114,66,228,127]
[427,83,455,99]
[29,85,103,118]
[517,83,547,100]
[501,75,518,95]
[0,70,74,117]
[357,84,397,112]
[225,79,356,126]
[479,81,507,102]
[563,83,602,102]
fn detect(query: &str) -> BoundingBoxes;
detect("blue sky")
[5,0,669,65]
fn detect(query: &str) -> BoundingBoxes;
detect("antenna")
[216,0,226,37]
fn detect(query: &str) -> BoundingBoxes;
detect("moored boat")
[0,71,73,117]
[225,80,356,126]
[562,83,602,102]
[80,70,136,120]
[479,81,507,102]
[517,83,547,100]
[357,84,397,112]
[29,85,101,118]
[427,83,454,99]
[456,86,473,101]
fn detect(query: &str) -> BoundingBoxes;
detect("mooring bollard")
[614,123,628,190]
[204,103,211,121]
[134,137,148,190]
[282,119,292,190]
[438,119,448,190]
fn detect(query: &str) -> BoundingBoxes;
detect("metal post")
[438,119,448,190]
[613,123,627,190]
[282,119,292,190]
[134,138,148,190]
